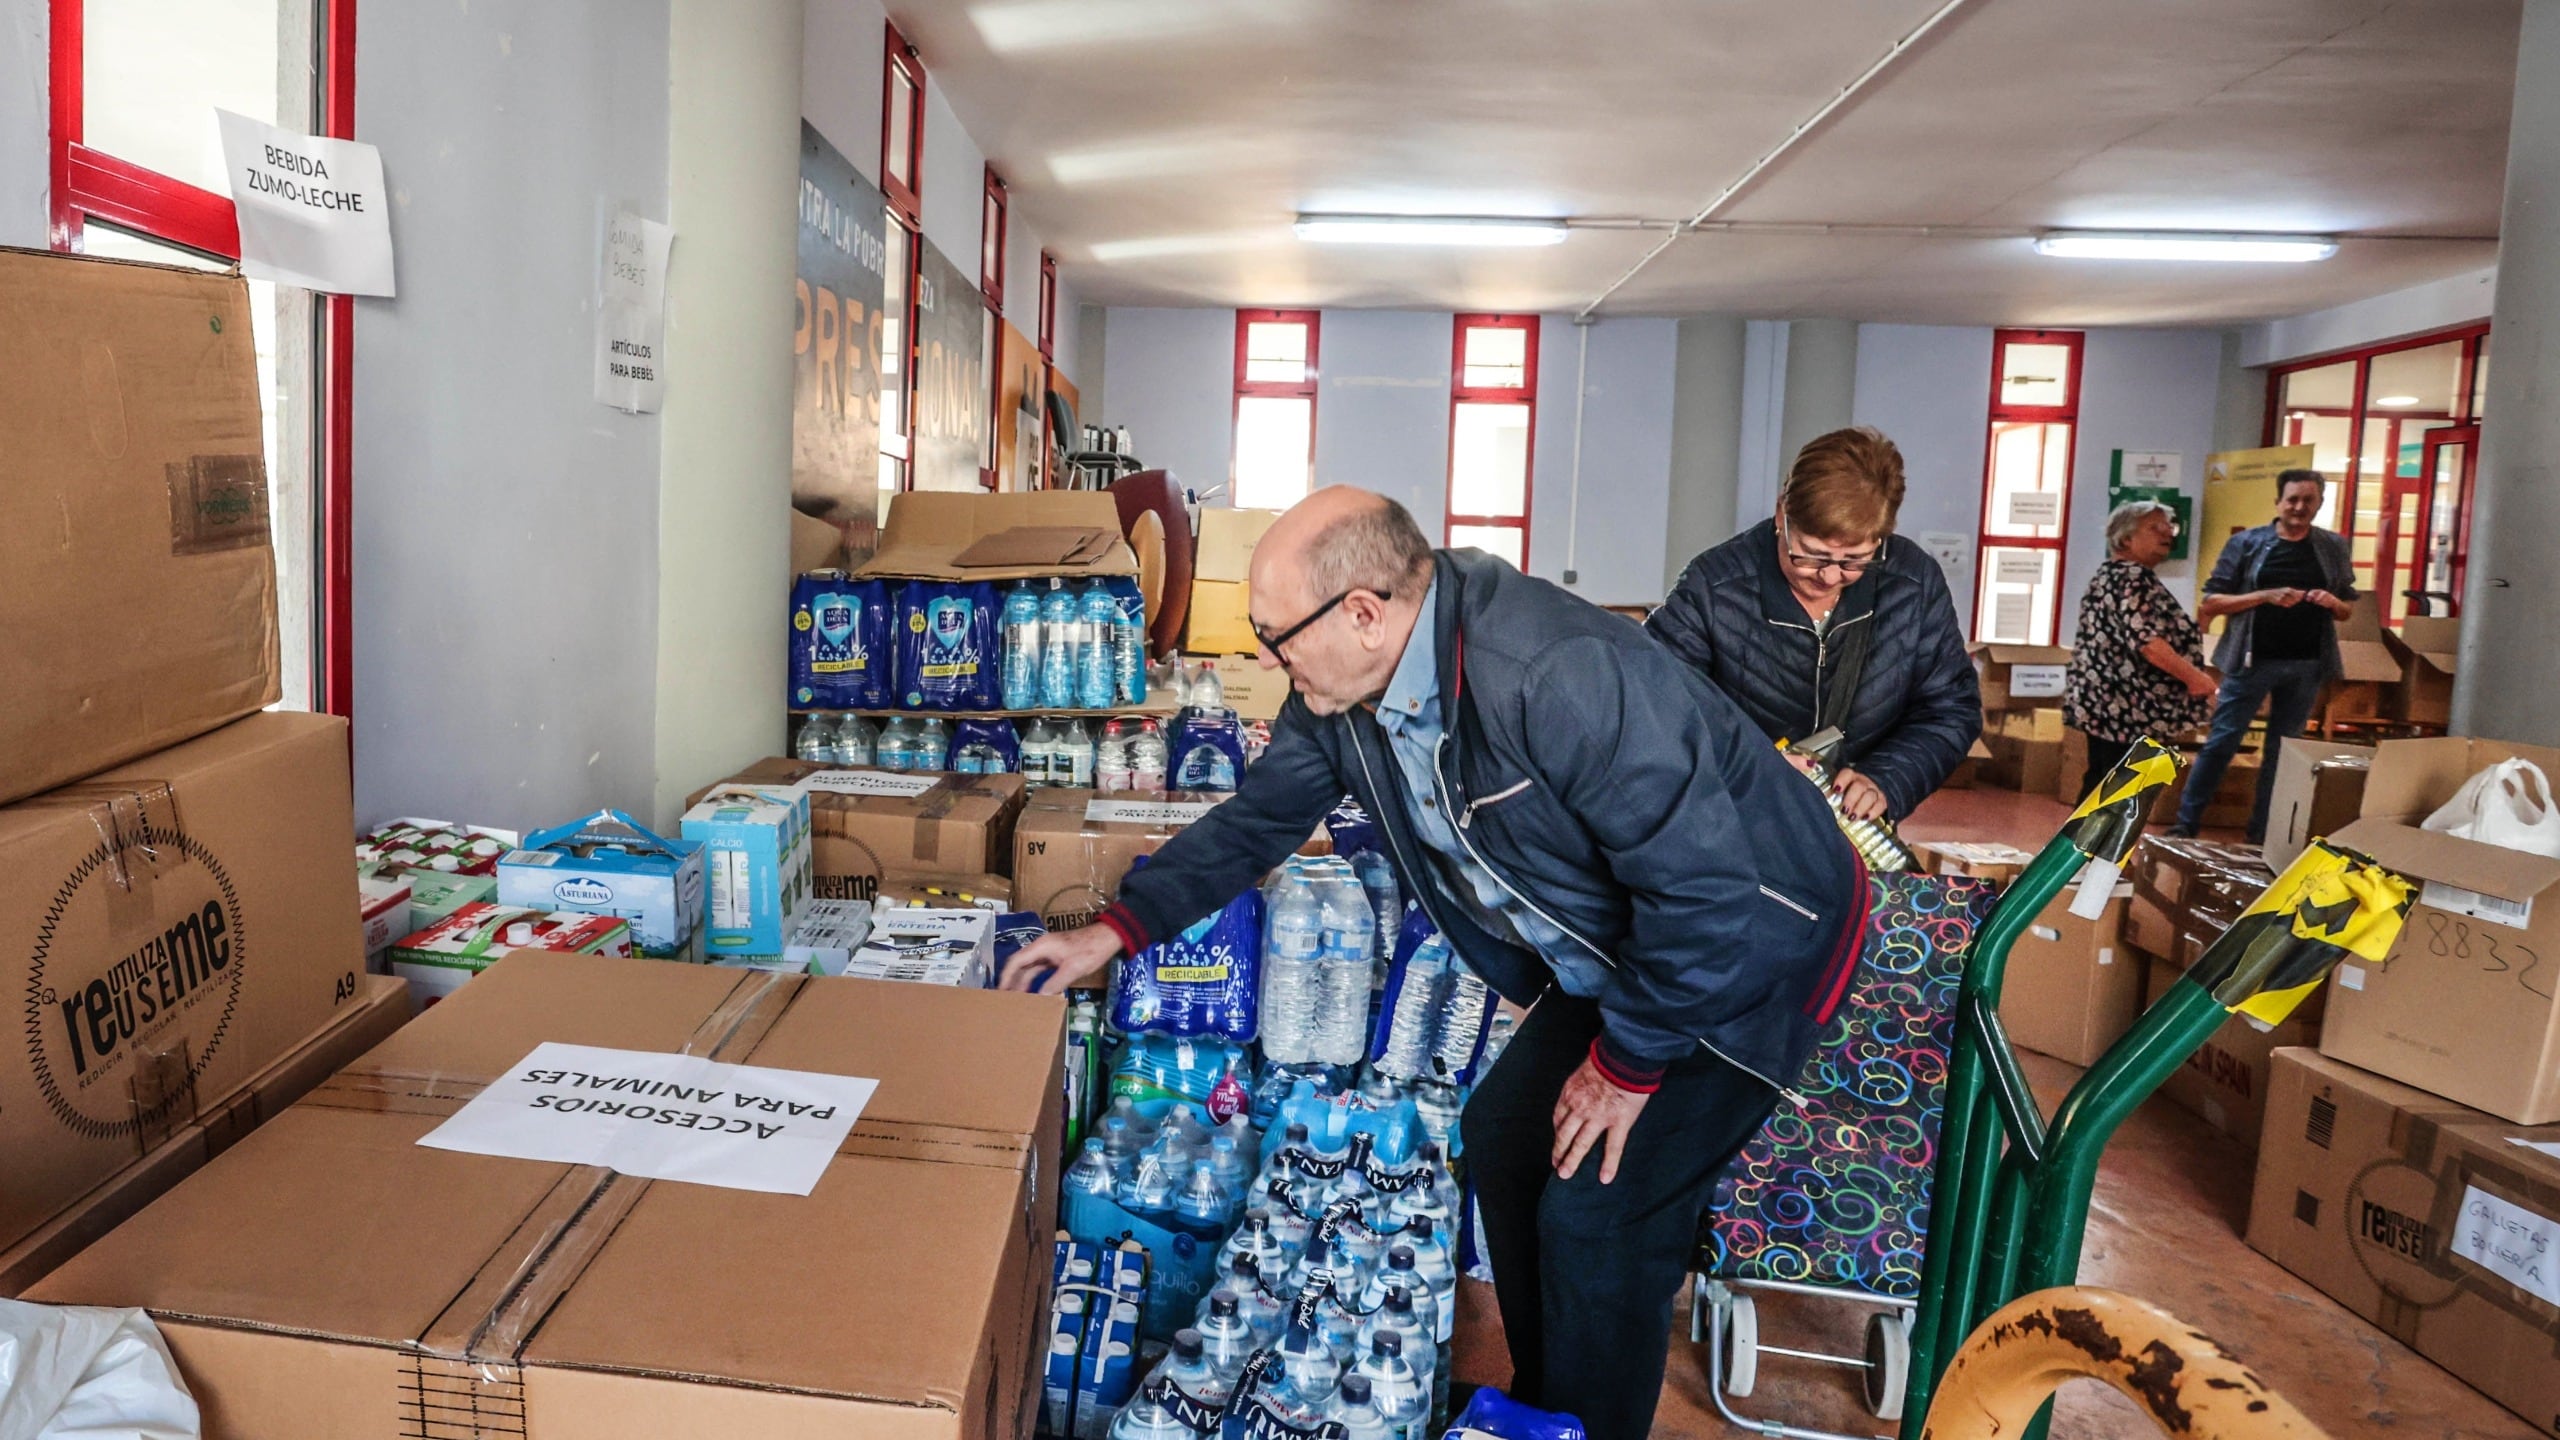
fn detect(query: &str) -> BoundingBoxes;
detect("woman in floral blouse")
[2062,502,2219,800]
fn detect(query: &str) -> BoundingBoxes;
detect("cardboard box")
[499,810,706,959]
[2261,738,2375,872]
[2125,836,2274,970]
[1981,726,2065,796]
[682,789,816,957]
[0,711,365,1256]
[29,951,1064,1440]
[1014,789,1231,932]
[858,489,1139,582]
[361,864,497,929]
[1942,737,1995,791]
[692,761,1027,902]
[2331,737,2560,1124]
[1,973,409,1295]
[357,871,414,969]
[1972,643,2071,713]
[1913,840,2036,888]
[0,250,282,809]
[2387,615,2459,728]
[2151,747,2263,833]
[785,899,874,976]
[876,871,1015,911]
[385,903,633,1008]
[2323,596,2406,728]
[1183,508,1284,656]
[1211,653,1290,722]
[2247,1048,2560,1431]
[2142,956,2321,1149]
[1997,884,2140,1067]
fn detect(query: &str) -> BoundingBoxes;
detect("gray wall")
[1778,318,1859,483]
[351,0,671,832]
[1852,324,1994,615]
[1532,315,1677,606]
[1312,309,1451,532]
[0,0,42,248]
[1663,316,1746,592]
[1101,306,1241,496]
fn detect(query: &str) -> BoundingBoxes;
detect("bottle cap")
[1385,1288,1413,1314]
[1173,1329,1204,1360]
[1209,1294,1239,1318]
[1388,1246,1415,1271]
[1374,1331,1402,1357]
[1339,1375,1373,1406]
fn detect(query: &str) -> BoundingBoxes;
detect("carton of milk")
[681,787,815,957]
[386,903,632,1007]
[784,899,876,976]
[497,810,705,959]
[843,907,995,987]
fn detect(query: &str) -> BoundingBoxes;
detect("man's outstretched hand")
[1551,1057,1651,1184]
[997,924,1125,993]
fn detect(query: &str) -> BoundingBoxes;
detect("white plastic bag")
[2421,757,2560,859]
[0,1299,198,1440]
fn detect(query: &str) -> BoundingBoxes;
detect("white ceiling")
[899,0,2517,324]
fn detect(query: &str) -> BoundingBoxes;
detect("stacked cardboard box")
[1014,789,1235,931]
[1972,643,2072,716]
[2260,737,2374,872]
[1996,881,2142,1067]
[1981,708,2068,795]
[2317,595,2406,732]
[1183,507,1284,657]
[2126,836,2273,970]
[692,760,1027,903]
[0,251,386,1280]
[2385,615,2460,730]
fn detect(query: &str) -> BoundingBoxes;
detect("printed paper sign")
[2005,491,2063,527]
[1991,592,2033,643]
[1993,551,2050,585]
[215,110,395,296]
[418,1041,876,1195]
[794,770,941,798]
[2420,880,2534,930]
[2009,664,2068,699]
[1086,798,1222,827]
[2451,1184,2560,1306]
[2116,451,2182,490]
[596,209,674,413]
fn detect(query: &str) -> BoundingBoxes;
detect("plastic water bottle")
[1204,1255,1286,1346]
[793,715,833,762]
[1351,849,1401,962]
[1096,720,1134,792]
[1377,935,1448,1080]
[1117,1146,1179,1216]
[1207,1134,1254,1198]
[1115,594,1148,706]
[1324,1375,1395,1440]
[1065,1138,1116,1200]
[1190,659,1225,709]
[1218,1209,1289,1280]
[1314,916,1374,1067]
[1080,581,1120,709]
[1350,1333,1428,1440]
[1097,1113,1138,1182]
[1272,1285,1343,1407]
[1107,1093,1156,1147]
[1429,970,1492,1080]
[1151,1328,1231,1413]
[1397,1215,1460,1341]
[1040,579,1080,710]
[1195,1294,1257,1394]
[1020,718,1056,788]
[1359,1283,1441,1420]
[1105,1384,1191,1440]
[1129,719,1169,792]
[1060,718,1097,787]
[1262,874,1324,1065]
[1002,582,1043,710]
[1385,1167,1454,1244]
[914,717,950,771]
[874,717,914,771]
[834,715,878,767]
[1174,1164,1233,1230]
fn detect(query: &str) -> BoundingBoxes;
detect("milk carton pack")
[844,906,996,987]
[498,809,705,959]
[365,864,497,929]
[386,903,632,1007]
[784,899,876,976]
[681,787,815,957]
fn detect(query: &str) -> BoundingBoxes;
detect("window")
[1445,315,1539,569]
[1037,251,1058,361]
[978,168,1006,484]
[50,0,355,716]
[1232,310,1319,509]
[876,24,925,517]
[1974,329,2083,646]
[2265,324,2489,622]
[880,22,923,225]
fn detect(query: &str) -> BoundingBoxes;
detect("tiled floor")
[1444,785,2539,1440]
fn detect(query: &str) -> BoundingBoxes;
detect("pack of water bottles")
[1369,908,1496,1086]
[1000,576,1151,712]
[788,572,893,710]
[1112,865,1264,1042]
[1258,857,1386,1069]
[1062,1081,1265,1337]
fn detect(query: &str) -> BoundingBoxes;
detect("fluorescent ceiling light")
[1295,214,1568,247]
[2375,394,2421,407]
[2033,231,2339,263]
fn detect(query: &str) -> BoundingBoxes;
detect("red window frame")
[979,166,1007,306]
[50,0,359,719]
[880,23,924,226]
[978,168,1007,487]
[1444,314,1540,565]
[1037,252,1058,361]
[1972,328,2084,645]
[1232,309,1320,508]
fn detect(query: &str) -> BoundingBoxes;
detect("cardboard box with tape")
[2141,955,2320,1150]
[1184,507,1284,656]
[1913,840,2037,888]
[690,761,1026,903]
[1979,707,2065,794]
[2329,736,2560,1124]
[2319,595,2405,731]
[1997,882,2141,1067]
[2260,737,2374,872]
[29,951,1064,1440]
[2125,836,2274,971]
[1,249,282,808]
[1972,643,2071,715]
[2386,614,2459,729]
[0,711,367,1256]
[1,973,409,1295]
[1014,789,1232,932]
[2247,1047,2560,1431]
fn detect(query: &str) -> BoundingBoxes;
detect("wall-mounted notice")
[1992,592,2034,642]
[596,209,674,413]
[215,110,395,296]
[2005,491,2063,528]
[418,1041,875,1196]
[1993,551,2049,585]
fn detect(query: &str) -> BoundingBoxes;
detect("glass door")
[2414,425,2479,617]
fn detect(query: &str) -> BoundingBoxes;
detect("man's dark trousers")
[1460,993,1776,1440]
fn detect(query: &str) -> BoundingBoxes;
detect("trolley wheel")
[1722,1292,1760,1398]
[1864,1309,1912,1421]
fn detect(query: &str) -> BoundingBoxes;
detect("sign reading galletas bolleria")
[215,109,395,297]
[417,1042,877,1195]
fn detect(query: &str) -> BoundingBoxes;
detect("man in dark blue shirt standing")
[2177,469,2358,840]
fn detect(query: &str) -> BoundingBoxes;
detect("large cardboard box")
[694,761,1027,902]
[1997,884,2141,1067]
[2150,745,2262,833]
[2321,596,2406,729]
[1972,643,2071,714]
[0,249,282,808]
[2331,737,2560,1124]
[1184,507,1285,656]
[1210,653,1291,722]
[1981,708,2065,794]
[30,952,1063,1440]
[1,973,408,1295]
[2141,956,2320,1150]
[1913,840,2036,889]
[2125,836,2273,971]
[0,711,366,1254]
[2387,615,2460,729]
[2261,738,2374,872]
[856,489,1139,582]
[1014,789,1231,931]
[2248,1048,2560,1431]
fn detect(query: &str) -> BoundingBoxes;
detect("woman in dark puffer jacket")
[1647,426,1981,822]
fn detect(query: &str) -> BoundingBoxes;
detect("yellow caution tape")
[2060,737,2180,865]
[2189,841,2415,1025]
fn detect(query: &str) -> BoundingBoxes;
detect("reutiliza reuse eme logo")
[22,830,247,1140]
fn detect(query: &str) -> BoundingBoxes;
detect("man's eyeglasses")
[1253,587,1386,661]
[1778,517,1880,578]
